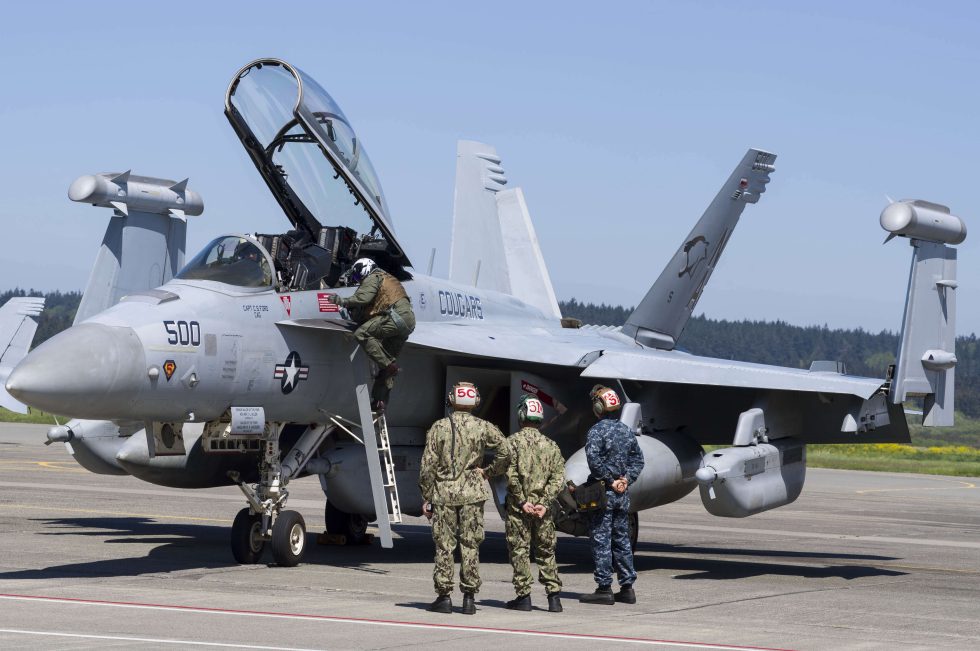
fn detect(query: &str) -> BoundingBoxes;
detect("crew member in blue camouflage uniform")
[419,381,510,615]
[579,385,645,605]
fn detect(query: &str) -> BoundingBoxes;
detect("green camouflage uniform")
[505,426,566,597]
[338,269,416,369]
[419,411,510,595]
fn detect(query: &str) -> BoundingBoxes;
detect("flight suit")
[419,411,510,596]
[337,269,416,402]
[584,417,644,589]
[504,426,566,597]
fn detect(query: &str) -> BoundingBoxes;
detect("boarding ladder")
[327,384,402,548]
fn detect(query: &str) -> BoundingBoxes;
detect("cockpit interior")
[221,58,412,291]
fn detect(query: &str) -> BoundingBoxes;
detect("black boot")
[578,586,614,605]
[615,586,636,604]
[461,592,476,615]
[428,594,452,613]
[505,594,532,611]
[547,592,563,612]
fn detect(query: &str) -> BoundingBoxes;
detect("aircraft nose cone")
[5,323,146,419]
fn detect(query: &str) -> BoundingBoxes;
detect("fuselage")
[6,242,622,430]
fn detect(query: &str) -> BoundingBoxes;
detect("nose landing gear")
[227,422,308,566]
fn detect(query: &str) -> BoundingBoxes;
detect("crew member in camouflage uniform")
[330,257,416,410]
[579,385,645,606]
[504,395,566,613]
[419,381,510,615]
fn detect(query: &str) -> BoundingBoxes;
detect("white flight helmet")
[350,258,377,283]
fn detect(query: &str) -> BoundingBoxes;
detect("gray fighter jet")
[6,58,966,566]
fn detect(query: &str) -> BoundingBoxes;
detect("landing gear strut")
[227,423,308,566]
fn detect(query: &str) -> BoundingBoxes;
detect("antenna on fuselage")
[427,248,436,276]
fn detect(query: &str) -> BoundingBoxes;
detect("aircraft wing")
[278,318,608,367]
[280,318,882,398]
[581,350,882,399]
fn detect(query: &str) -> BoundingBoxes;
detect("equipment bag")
[572,479,608,513]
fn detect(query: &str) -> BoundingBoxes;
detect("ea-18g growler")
[6,58,966,566]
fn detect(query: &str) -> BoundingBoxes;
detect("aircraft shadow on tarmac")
[0,518,906,583]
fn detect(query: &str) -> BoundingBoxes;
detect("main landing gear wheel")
[629,512,639,551]
[271,510,307,567]
[325,502,369,545]
[231,508,265,564]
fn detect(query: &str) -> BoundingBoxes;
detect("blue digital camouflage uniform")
[584,417,644,589]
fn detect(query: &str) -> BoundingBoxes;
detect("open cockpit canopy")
[225,59,411,275]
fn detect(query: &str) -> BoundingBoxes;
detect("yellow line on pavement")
[0,503,232,524]
[856,477,975,494]
[0,460,86,473]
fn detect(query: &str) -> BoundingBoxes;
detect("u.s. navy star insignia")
[274,351,309,394]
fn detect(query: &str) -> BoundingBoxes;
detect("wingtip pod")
[68,172,204,217]
[880,200,966,245]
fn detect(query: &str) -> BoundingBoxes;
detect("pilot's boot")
[381,362,400,378]
[428,594,452,614]
[547,592,563,612]
[505,594,531,611]
[578,586,614,605]
[461,592,476,615]
[614,586,636,604]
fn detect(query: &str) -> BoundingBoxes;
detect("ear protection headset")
[517,394,544,423]
[590,384,622,417]
[448,381,480,410]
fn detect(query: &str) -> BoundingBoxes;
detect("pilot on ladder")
[504,395,566,613]
[327,258,416,410]
[579,385,644,606]
[418,382,510,615]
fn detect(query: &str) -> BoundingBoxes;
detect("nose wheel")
[231,508,266,564]
[271,510,307,566]
[228,424,308,567]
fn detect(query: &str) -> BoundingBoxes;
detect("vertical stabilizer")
[450,141,511,292]
[68,172,203,324]
[449,141,561,318]
[0,296,45,413]
[622,149,776,349]
[496,188,561,319]
[882,200,966,426]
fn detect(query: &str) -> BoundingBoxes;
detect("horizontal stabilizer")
[623,149,776,349]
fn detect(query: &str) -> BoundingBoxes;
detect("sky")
[1,1,978,333]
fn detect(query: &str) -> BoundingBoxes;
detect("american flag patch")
[317,293,340,312]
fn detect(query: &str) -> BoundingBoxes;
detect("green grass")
[0,406,67,425]
[807,443,980,477]
[908,411,980,448]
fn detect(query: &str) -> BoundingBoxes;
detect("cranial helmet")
[590,384,622,418]
[350,257,377,283]
[448,381,480,411]
[517,394,545,423]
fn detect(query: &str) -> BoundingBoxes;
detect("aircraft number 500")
[163,320,201,346]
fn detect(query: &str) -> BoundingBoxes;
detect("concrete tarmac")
[0,423,977,650]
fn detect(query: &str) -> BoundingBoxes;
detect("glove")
[323,293,340,305]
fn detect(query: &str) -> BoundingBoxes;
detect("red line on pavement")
[0,593,796,651]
